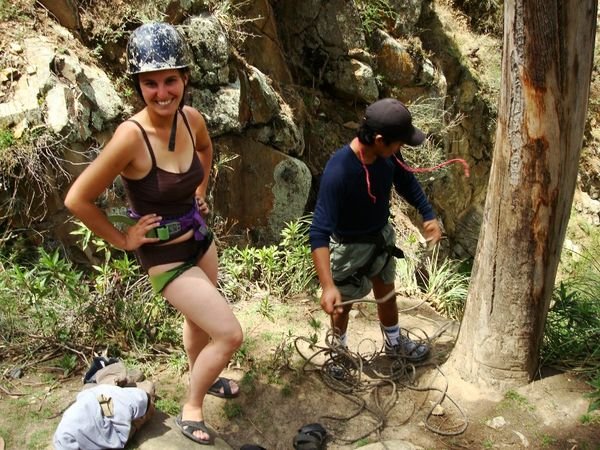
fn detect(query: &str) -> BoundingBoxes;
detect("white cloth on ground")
[53,384,149,450]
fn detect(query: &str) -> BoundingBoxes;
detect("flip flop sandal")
[175,414,214,445]
[207,377,239,399]
[293,423,327,450]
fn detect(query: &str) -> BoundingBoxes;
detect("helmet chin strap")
[168,112,177,152]
[168,94,186,152]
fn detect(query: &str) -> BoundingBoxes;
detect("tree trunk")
[445,0,597,388]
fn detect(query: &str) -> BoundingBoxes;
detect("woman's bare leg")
[163,266,243,441]
[182,243,239,395]
[182,243,217,372]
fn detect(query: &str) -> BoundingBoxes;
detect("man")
[309,98,442,361]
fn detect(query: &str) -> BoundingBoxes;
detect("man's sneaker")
[384,334,430,362]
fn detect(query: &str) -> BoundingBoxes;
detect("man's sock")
[338,332,348,347]
[382,324,400,347]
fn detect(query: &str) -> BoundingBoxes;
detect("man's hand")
[320,285,343,315]
[422,219,442,248]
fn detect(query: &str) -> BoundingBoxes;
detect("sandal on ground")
[293,423,327,450]
[207,376,239,399]
[175,414,214,445]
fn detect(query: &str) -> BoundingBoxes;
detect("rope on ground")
[294,292,468,442]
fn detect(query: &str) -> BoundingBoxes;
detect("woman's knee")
[226,325,244,351]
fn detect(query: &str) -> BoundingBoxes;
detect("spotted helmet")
[126,22,191,75]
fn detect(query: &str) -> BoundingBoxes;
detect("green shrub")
[0,229,183,364]
[0,128,72,227]
[0,129,15,150]
[542,246,600,380]
[355,0,398,35]
[219,216,317,302]
[542,268,600,372]
[416,247,470,320]
[585,374,600,413]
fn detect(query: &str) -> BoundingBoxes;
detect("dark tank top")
[121,111,204,218]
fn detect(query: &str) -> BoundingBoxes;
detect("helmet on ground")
[126,22,191,75]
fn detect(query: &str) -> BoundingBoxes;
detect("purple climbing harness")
[128,203,208,241]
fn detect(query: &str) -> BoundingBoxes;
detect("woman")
[65,22,243,445]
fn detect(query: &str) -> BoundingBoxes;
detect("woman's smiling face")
[138,69,187,114]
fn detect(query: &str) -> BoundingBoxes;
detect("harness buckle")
[154,221,182,240]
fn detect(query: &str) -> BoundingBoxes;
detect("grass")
[580,412,600,425]
[0,384,65,450]
[538,433,557,447]
[166,350,189,375]
[541,234,600,381]
[433,0,502,104]
[280,383,292,397]
[231,338,256,368]
[354,437,371,447]
[239,369,258,396]
[223,401,243,419]
[0,233,183,367]
[585,374,600,413]
[0,129,15,150]
[0,0,33,21]
[155,397,181,416]
[450,0,503,36]
[395,240,470,321]
[502,389,534,411]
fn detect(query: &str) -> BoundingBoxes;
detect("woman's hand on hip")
[123,213,162,250]
[196,196,210,215]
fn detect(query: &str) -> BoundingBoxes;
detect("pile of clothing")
[53,357,155,450]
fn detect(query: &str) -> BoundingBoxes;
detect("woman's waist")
[128,203,195,219]
[155,229,195,247]
[146,206,208,243]
[107,203,207,243]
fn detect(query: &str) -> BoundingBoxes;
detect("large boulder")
[273,0,379,100]
[38,0,80,31]
[236,0,293,85]
[184,14,231,87]
[212,136,311,244]
[0,36,124,139]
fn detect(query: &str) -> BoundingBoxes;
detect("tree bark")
[445,0,597,388]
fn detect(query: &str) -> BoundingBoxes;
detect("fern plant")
[417,246,470,320]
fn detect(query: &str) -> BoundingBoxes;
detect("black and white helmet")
[126,22,191,75]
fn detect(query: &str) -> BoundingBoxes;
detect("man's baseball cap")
[363,98,426,146]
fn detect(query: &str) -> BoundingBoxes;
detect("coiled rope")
[294,292,468,442]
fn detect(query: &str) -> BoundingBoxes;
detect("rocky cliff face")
[1,0,598,258]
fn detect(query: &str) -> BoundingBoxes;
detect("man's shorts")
[330,223,397,300]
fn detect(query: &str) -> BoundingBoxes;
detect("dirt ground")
[1,296,598,450]
[204,296,600,450]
